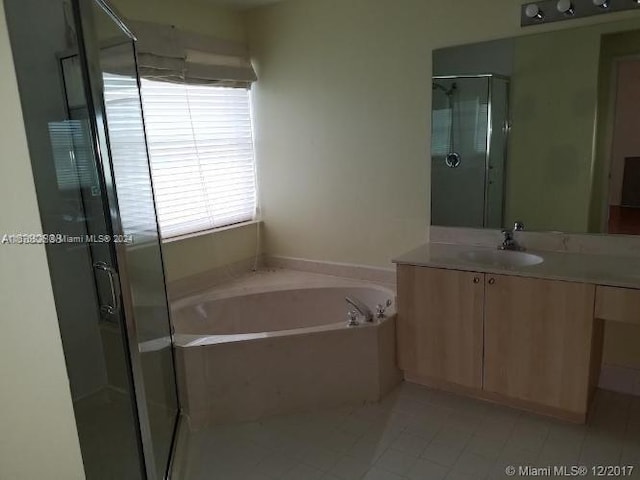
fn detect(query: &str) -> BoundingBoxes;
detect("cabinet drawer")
[595,286,640,325]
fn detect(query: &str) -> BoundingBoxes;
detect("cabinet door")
[484,274,596,414]
[397,265,484,389]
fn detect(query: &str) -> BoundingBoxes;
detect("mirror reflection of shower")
[432,81,461,168]
[431,74,510,229]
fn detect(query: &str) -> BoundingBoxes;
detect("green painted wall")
[0,2,85,477]
[506,19,640,233]
[506,28,600,232]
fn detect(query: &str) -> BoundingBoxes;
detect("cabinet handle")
[473,276,480,284]
[488,278,496,285]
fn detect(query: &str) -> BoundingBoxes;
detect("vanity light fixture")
[557,0,576,14]
[523,0,640,27]
[525,3,546,19]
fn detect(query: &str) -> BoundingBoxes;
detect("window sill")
[161,220,260,245]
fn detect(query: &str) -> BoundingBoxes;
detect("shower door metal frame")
[71,0,180,478]
[432,73,510,228]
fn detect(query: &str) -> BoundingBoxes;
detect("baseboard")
[265,255,396,286]
[404,372,587,424]
[598,363,640,396]
[404,366,640,423]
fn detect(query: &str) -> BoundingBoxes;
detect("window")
[140,80,257,238]
[48,119,97,191]
[431,98,488,157]
[137,79,257,239]
[103,73,160,239]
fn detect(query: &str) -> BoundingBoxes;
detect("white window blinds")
[48,119,97,191]
[135,79,257,239]
[103,73,159,240]
[431,99,489,157]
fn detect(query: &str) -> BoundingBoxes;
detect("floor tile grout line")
[176,384,640,480]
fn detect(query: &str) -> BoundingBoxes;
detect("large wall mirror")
[431,17,640,235]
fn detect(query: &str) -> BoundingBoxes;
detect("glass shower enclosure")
[431,74,510,229]
[4,0,179,478]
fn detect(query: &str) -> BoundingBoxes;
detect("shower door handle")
[94,262,121,315]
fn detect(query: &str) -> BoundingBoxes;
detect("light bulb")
[593,0,609,8]
[525,4,545,19]
[557,0,575,14]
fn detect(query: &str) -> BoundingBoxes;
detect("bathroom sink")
[458,250,544,268]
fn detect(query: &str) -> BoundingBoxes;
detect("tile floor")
[173,382,640,480]
[75,388,177,480]
[74,389,143,480]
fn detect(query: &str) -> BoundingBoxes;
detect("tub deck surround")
[172,269,402,429]
[171,268,394,313]
[167,255,397,302]
[393,242,640,289]
[265,255,396,287]
[166,255,263,301]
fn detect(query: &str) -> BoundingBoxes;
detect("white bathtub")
[172,271,401,427]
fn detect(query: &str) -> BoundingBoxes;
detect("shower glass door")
[431,76,490,228]
[76,0,179,478]
[431,74,510,229]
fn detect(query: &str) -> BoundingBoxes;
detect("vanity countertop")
[393,243,640,289]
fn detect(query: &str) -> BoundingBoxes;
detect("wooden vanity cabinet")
[483,274,597,417]
[397,265,484,389]
[397,265,602,421]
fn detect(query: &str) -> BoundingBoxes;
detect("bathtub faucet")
[345,296,374,323]
[376,299,393,318]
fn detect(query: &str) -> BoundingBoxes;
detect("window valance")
[127,20,256,87]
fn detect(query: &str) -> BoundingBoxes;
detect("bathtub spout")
[345,296,374,323]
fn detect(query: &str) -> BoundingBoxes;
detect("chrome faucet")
[376,299,393,319]
[346,296,374,323]
[499,221,525,251]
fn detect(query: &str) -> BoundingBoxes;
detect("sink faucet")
[346,296,374,323]
[499,221,525,251]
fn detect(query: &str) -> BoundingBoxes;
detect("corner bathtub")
[172,274,401,427]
